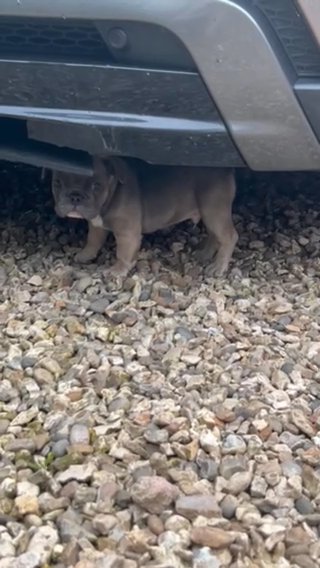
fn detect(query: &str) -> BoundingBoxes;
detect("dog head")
[52,157,127,221]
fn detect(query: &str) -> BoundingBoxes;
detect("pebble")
[21,356,37,369]
[291,409,315,438]
[226,471,253,495]
[164,514,190,532]
[52,439,69,457]
[27,275,43,286]
[92,514,117,536]
[190,527,236,549]
[219,455,247,479]
[56,463,97,484]
[175,327,195,341]
[130,476,179,514]
[89,298,110,314]
[16,481,39,497]
[6,439,36,453]
[198,457,218,481]
[222,434,246,454]
[10,408,38,427]
[147,515,165,535]
[181,353,201,365]
[26,526,59,564]
[77,276,93,292]
[57,509,93,543]
[0,266,7,286]
[143,424,169,444]
[0,535,15,558]
[175,495,221,519]
[290,556,317,568]
[193,547,221,568]
[303,513,320,526]
[0,420,9,435]
[282,460,302,477]
[199,430,218,453]
[15,495,39,516]
[295,496,314,515]
[38,493,69,513]
[251,475,268,498]
[33,368,54,384]
[220,494,238,519]
[69,424,90,445]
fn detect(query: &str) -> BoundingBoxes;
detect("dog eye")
[53,179,62,189]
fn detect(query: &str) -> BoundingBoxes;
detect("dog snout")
[69,192,83,205]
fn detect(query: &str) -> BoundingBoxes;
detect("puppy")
[52,157,238,277]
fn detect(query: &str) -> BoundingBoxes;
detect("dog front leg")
[75,222,108,263]
[110,230,142,276]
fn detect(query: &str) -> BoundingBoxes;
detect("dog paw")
[102,261,131,290]
[196,245,217,263]
[208,257,230,278]
[196,248,213,263]
[103,262,126,280]
[196,237,218,263]
[75,249,97,263]
[109,260,131,277]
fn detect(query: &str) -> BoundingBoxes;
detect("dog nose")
[69,192,82,205]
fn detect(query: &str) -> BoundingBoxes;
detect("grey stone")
[130,476,178,514]
[57,509,95,543]
[56,463,96,484]
[198,458,219,481]
[38,492,69,513]
[92,514,117,536]
[76,276,93,292]
[290,556,317,568]
[220,494,238,519]
[52,439,69,458]
[193,547,221,568]
[303,513,320,526]
[219,455,248,479]
[143,424,169,445]
[0,534,15,559]
[26,526,59,563]
[6,439,36,453]
[175,327,195,342]
[295,496,314,515]
[0,420,9,435]
[21,357,38,369]
[251,476,268,498]
[0,382,16,403]
[89,298,110,314]
[227,471,252,495]
[282,460,302,477]
[14,552,41,568]
[69,423,90,445]
[175,495,220,520]
[222,434,246,455]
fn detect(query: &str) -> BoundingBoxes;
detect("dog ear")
[92,156,107,178]
[103,157,128,184]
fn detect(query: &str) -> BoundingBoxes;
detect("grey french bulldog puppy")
[51,157,238,276]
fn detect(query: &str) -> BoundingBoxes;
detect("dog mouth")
[66,211,84,219]
[55,202,98,221]
[55,206,84,219]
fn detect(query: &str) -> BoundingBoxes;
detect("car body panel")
[0,60,243,166]
[0,0,319,171]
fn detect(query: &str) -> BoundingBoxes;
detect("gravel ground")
[0,162,320,568]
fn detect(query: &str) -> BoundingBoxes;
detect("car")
[0,0,319,176]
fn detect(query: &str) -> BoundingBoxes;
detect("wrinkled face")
[52,166,114,221]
